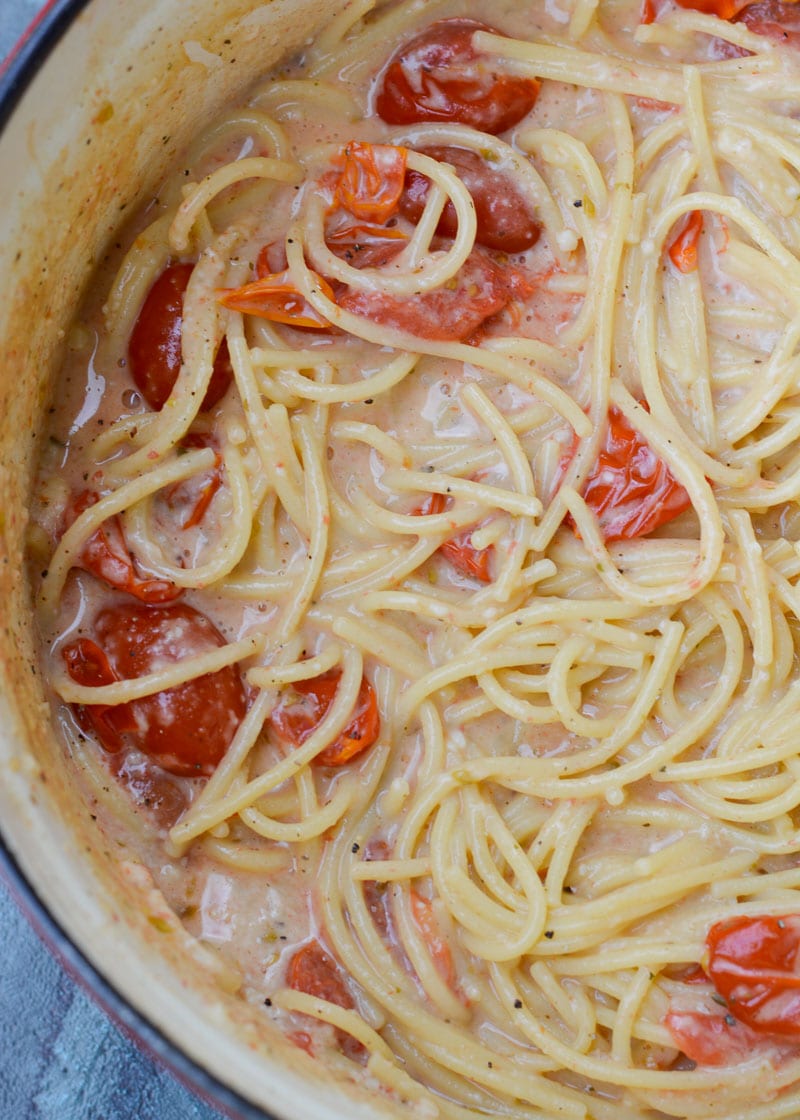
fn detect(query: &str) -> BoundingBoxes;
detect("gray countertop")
[0,3,229,1116]
[0,879,227,1119]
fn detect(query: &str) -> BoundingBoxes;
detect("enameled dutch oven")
[0,4,401,1117]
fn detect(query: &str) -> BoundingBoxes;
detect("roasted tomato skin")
[217,269,335,330]
[735,0,800,45]
[705,915,800,1038]
[129,263,233,411]
[400,146,540,253]
[325,221,409,269]
[664,1009,780,1067]
[410,891,458,989]
[288,941,354,1008]
[287,940,365,1059]
[271,669,380,766]
[375,19,540,134]
[339,249,529,342]
[68,490,180,603]
[332,141,408,224]
[63,602,246,777]
[565,407,692,542]
[674,0,742,15]
[664,917,800,1064]
[674,0,800,56]
[162,432,223,530]
[416,492,493,582]
[667,211,704,274]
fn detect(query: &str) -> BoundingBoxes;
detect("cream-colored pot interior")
[0,3,399,1116]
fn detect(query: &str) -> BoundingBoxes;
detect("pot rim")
[0,5,275,1117]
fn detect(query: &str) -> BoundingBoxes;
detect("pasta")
[28,0,800,1116]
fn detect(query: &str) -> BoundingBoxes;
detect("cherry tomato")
[288,941,354,1008]
[678,964,711,985]
[62,603,246,777]
[129,263,233,411]
[410,891,457,990]
[362,840,391,938]
[287,940,365,1060]
[162,433,223,530]
[674,0,742,15]
[400,146,540,253]
[63,637,139,751]
[706,915,800,1037]
[675,0,800,55]
[735,0,800,45]
[668,211,704,274]
[325,220,409,270]
[416,492,493,582]
[664,1009,776,1067]
[271,669,380,766]
[375,19,540,134]
[339,249,530,341]
[62,643,187,825]
[288,1030,314,1054]
[218,268,335,329]
[566,406,692,542]
[256,242,288,277]
[109,750,188,828]
[69,490,180,603]
[332,141,408,224]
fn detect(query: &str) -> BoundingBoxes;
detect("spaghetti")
[28,0,800,1115]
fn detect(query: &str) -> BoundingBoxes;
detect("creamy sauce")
[29,0,800,1116]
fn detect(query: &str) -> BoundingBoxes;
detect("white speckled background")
[0,3,228,1116]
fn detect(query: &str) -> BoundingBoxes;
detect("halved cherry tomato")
[706,915,800,1038]
[63,642,187,826]
[109,749,188,828]
[256,242,287,278]
[218,269,334,329]
[129,263,233,412]
[674,0,743,16]
[325,221,409,270]
[63,638,139,752]
[163,433,223,530]
[271,669,380,766]
[375,19,540,134]
[676,0,800,55]
[641,0,657,22]
[62,602,246,777]
[416,492,493,582]
[256,226,408,280]
[734,0,800,46]
[68,490,180,603]
[679,964,711,985]
[288,1030,314,1054]
[361,840,391,938]
[288,940,354,1008]
[332,141,407,224]
[338,249,530,341]
[287,940,365,1060]
[564,407,692,542]
[668,211,704,274]
[400,145,540,253]
[410,890,457,990]
[664,1009,776,1067]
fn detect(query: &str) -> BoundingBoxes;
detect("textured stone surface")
[0,877,229,1119]
[0,4,225,1117]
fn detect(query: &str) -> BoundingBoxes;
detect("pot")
[0,3,398,1117]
